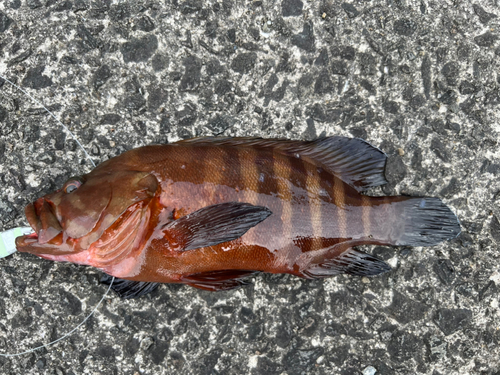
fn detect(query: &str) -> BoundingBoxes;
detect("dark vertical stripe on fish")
[197,145,220,204]
[262,148,282,250]
[291,155,309,252]
[221,147,241,186]
[305,163,323,252]
[238,146,258,205]
[188,144,207,185]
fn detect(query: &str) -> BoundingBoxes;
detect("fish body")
[16,137,460,296]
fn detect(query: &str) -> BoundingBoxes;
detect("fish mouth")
[15,231,39,246]
[16,199,65,254]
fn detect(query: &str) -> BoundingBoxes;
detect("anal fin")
[303,248,391,279]
[100,274,160,299]
[182,269,259,291]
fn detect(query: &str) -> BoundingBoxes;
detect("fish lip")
[15,227,71,256]
[17,198,83,256]
[21,199,63,246]
[25,202,41,235]
[15,232,39,251]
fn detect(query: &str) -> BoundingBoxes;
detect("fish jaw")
[35,248,143,275]
[17,198,79,256]
[36,250,92,265]
[34,247,141,273]
[25,199,63,244]
[16,230,76,256]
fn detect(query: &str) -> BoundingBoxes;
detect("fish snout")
[16,199,70,255]
[26,198,63,244]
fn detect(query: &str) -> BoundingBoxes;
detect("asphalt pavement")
[0,0,499,374]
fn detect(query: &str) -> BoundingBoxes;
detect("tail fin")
[395,197,461,246]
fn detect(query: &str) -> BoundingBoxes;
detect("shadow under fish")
[15,136,461,298]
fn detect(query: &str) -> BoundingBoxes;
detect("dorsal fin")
[176,136,387,192]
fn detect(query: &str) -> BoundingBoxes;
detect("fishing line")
[0,281,114,358]
[0,73,114,356]
[0,75,96,168]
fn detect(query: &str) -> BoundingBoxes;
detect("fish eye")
[64,179,82,194]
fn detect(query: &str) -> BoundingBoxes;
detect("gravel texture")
[0,1,499,374]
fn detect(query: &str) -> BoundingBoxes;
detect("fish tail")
[391,197,461,246]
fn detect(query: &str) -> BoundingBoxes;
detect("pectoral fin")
[182,270,259,291]
[100,274,160,299]
[163,202,272,252]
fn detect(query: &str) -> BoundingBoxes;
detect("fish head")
[16,166,159,260]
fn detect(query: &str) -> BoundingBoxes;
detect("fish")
[15,136,461,298]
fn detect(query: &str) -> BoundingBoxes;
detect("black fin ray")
[176,136,387,191]
[164,202,272,252]
[182,270,259,291]
[100,274,160,299]
[303,248,391,278]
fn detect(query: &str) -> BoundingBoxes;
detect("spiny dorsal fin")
[176,136,387,192]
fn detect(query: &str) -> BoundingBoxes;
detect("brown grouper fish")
[15,137,461,298]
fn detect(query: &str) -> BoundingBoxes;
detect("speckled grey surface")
[0,0,499,374]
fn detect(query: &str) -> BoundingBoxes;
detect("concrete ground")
[0,0,499,374]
